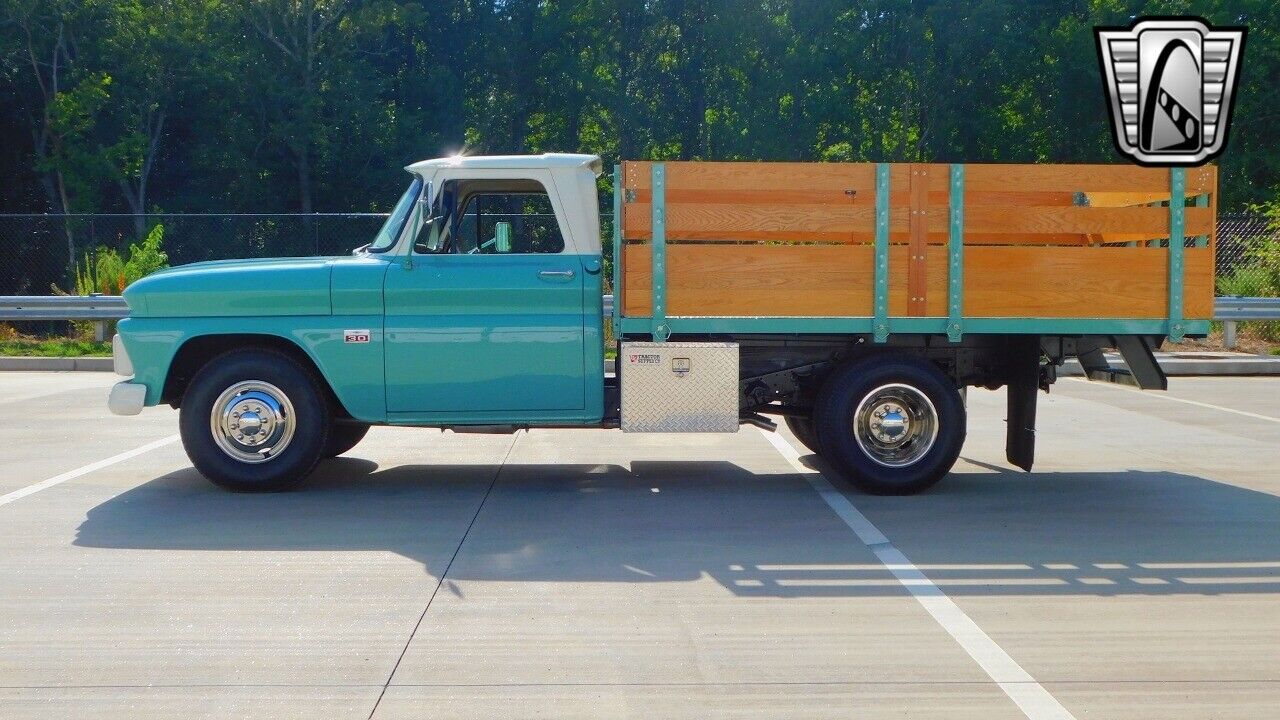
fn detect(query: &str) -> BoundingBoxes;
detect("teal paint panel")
[873,164,891,342]
[650,163,669,341]
[580,252,606,423]
[383,253,588,415]
[612,165,623,324]
[947,164,965,342]
[117,315,388,421]
[330,256,391,315]
[1168,167,1186,341]
[124,257,334,317]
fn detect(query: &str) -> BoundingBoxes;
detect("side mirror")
[494,222,513,253]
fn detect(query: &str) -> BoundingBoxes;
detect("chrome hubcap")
[210,381,296,464]
[853,383,939,467]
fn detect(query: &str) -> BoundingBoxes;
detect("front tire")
[813,354,965,495]
[179,349,330,492]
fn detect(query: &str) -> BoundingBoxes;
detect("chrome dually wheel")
[852,383,939,468]
[813,354,965,495]
[210,380,297,463]
[180,349,330,491]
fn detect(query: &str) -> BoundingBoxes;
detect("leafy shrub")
[70,223,169,296]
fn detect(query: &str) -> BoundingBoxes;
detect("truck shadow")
[74,455,1280,598]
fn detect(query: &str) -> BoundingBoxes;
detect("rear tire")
[784,415,821,455]
[813,354,965,495]
[179,348,330,492]
[324,422,370,457]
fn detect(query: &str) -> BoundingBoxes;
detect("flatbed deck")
[613,161,1215,342]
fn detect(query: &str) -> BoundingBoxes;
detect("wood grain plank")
[907,164,930,314]
[964,165,1172,192]
[961,206,1214,236]
[620,245,1210,320]
[624,160,876,191]
[964,246,1213,319]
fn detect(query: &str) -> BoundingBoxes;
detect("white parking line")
[0,434,180,508]
[760,428,1076,720]
[1068,378,1279,423]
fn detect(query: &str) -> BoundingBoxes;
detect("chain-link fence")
[0,213,391,296]
[0,212,621,297]
[0,210,1271,299]
[1216,213,1279,298]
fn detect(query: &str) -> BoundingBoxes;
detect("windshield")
[367,177,423,252]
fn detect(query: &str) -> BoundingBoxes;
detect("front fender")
[118,316,387,422]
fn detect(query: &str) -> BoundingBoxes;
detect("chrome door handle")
[538,270,575,279]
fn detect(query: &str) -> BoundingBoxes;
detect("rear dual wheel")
[813,354,965,495]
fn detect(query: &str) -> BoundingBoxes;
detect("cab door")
[383,172,587,416]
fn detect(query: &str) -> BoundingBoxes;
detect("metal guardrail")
[1216,297,1280,349]
[1215,296,1280,321]
[0,294,617,341]
[3,294,1274,343]
[0,295,128,341]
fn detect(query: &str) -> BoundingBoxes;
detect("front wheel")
[813,354,965,495]
[179,349,330,492]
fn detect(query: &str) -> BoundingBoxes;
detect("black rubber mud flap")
[1005,336,1040,472]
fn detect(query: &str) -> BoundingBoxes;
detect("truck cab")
[111,154,611,490]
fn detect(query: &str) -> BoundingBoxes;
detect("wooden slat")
[959,206,1214,236]
[622,245,947,317]
[623,203,891,241]
[624,160,876,192]
[964,164,1173,192]
[964,246,1214,319]
[620,245,1211,321]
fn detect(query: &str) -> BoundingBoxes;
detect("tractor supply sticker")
[629,353,661,364]
[344,329,371,344]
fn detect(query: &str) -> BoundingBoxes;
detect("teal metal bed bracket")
[1168,167,1186,342]
[611,164,622,325]
[873,163,891,343]
[651,163,669,341]
[947,164,965,342]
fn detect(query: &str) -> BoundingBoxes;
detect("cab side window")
[453,190,565,254]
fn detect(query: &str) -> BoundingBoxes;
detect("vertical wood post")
[908,164,929,316]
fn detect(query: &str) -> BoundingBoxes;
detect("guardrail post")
[873,163,890,343]
[1223,320,1237,349]
[651,163,669,342]
[947,164,964,342]
[1168,167,1186,342]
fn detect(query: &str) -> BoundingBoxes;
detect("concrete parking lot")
[1,372,1278,719]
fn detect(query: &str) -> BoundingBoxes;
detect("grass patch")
[0,338,112,357]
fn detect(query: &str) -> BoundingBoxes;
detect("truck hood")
[124,257,338,317]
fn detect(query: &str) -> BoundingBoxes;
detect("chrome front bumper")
[109,381,146,416]
[109,334,144,415]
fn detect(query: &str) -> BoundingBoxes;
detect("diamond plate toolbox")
[620,342,739,433]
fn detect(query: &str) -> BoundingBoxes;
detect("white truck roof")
[405,153,602,175]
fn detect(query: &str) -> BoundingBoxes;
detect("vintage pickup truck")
[109,153,1216,494]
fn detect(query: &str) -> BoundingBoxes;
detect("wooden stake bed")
[614,161,1215,340]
